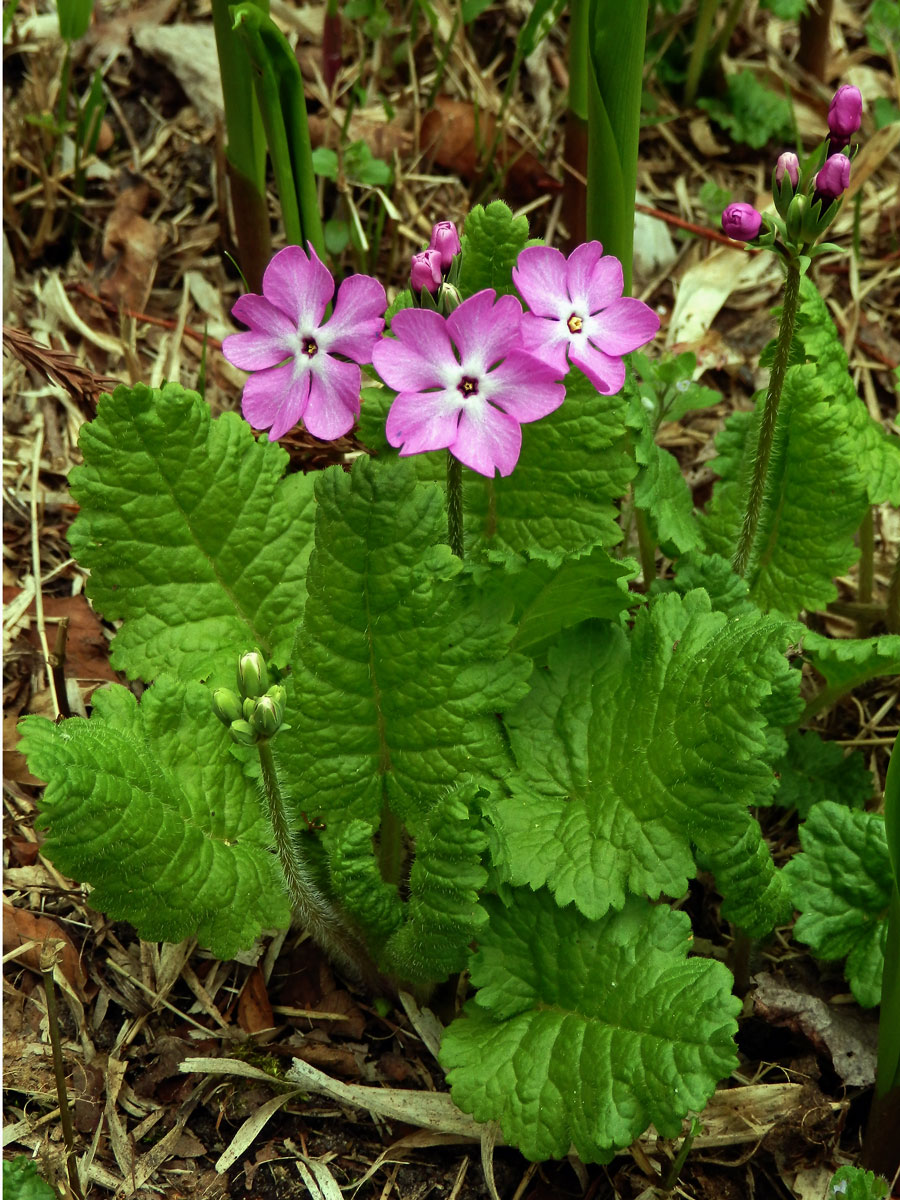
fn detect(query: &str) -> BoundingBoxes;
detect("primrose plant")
[20,87,900,1172]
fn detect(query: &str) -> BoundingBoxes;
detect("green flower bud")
[243,696,257,720]
[267,684,287,710]
[786,193,808,243]
[438,282,462,315]
[229,719,259,746]
[250,695,283,738]
[238,650,269,699]
[211,687,242,726]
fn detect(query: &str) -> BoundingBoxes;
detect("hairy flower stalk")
[731,260,801,578]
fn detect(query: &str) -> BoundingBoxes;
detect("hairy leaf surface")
[785,802,891,1007]
[773,732,873,817]
[702,364,867,615]
[440,889,740,1162]
[803,631,900,698]
[278,456,530,842]
[458,200,532,298]
[19,679,290,958]
[491,591,802,935]
[625,384,702,554]
[68,383,316,685]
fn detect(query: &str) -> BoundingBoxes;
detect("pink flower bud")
[815,153,850,201]
[721,203,763,242]
[775,151,800,188]
[410,249,442,293]
[827,85,862,141]
[428,221,461,268]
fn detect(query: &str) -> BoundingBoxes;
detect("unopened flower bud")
[267,684,287,710]
[438,282,462,314]
[250,695,282,738]
[721,202,762,242]
[775,151,799,188]
[243,696,257,720]
[428,220,460,268]
[212,687,242,726]
[827,85,862,141]
[786,193,809,241]
[815,153,850,201]
[410,249,442,294]
[238,650,269,699]
[229,719,258,746]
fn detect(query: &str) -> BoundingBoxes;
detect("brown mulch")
[4,0,899,1196]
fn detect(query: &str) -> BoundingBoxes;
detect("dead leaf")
[99,177,166,312]
[238,964,276,1035]
[3,902,87,993]
[420,96,562,203]
[132,24,223,124]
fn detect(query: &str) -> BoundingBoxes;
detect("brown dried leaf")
[99,178,166,312]
[238,964,275,1035]
[2,902,87,993]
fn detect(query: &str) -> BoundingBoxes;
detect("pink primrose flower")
[222,244,386,442]
[428,220,461,267]
[511,242,660,395]
[721,202,763,242]
[410,248,442,293]
[372,289,565,478]
[827,85,862,141]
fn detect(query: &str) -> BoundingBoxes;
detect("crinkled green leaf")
[785,802,892,1007]
[473,546,640,656]
[382,780,488,983]
[803,631,900,697]
[629,351,721,428]
[19,679,291,959]
[828,1165,889,1200]
[458,200,531,299]
[702,364,868,616]
[695,820,792,932]
[626,388,702,554]
[278,455,531,844]
[68,382,316,686]
[330,820,404,943]
[698,71,792,149]
[491,591,802,935]
[357,371,635,560]
[440,889,740,1163]
[794,277,900,506]
[773,731,873,817]
[666,552,756,617]
[3,1157,59,1200]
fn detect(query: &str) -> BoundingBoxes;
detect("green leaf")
[382,779,488,982]
[277,455,531,843]
[785,802,892,1007]
[803,631,900,697]
[759,0,809,16]
[793,277,900,506]
[667,551,756,617]
[440,889,741,1163]
[474,546,640,656]
[458,200,531,299]
[68,382,316,687]
[865,0,900,55]
[311,146,338,179]
[828,1165,889,1200]
[773,731,873,817]
[698,71,793,149]
[56,0,92,40]
[19,679,291,959]
[873,97,900,130]
[517,0,566,55]
[626,386,702,554]
[491,591,802,935]
[702,365,868,616]
[357,370,636,560]
[344,139,393,187]
[3,1157,59,1200]
[329,820,405,943]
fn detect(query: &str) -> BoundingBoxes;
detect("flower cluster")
[721,84,861,251]
[223,227,659,477]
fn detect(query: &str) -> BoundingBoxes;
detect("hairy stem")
[257,740,389,994]
[732,260,801,578]
[447,450,464,559]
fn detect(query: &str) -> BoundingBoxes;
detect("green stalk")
[447,450,464,559]
[212,0,270,292]
[55,42,73,131]
[707,0,743,72]
[256,739,388,993]
[732,260,801,578]
[585,0,649,295]
[683,0,719,106]
[563,0,589,249]
[861,743,900,1176]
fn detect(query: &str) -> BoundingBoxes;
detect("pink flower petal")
[323,273,387,361]
[585,297,660,356]
[512,246,569,319]
[564,241,605,309]
[386,389,460,456]
[568,341,625,395]
[241,363,310,441]
[484,351,565,423]
[452,402,522,477]
[372,309,458,391]
[446,290,521,373]
[519,311,570,375]
[304,355,362,440]
[262,244,334,331]
[584,256,625,314]
[224,294,297,370]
